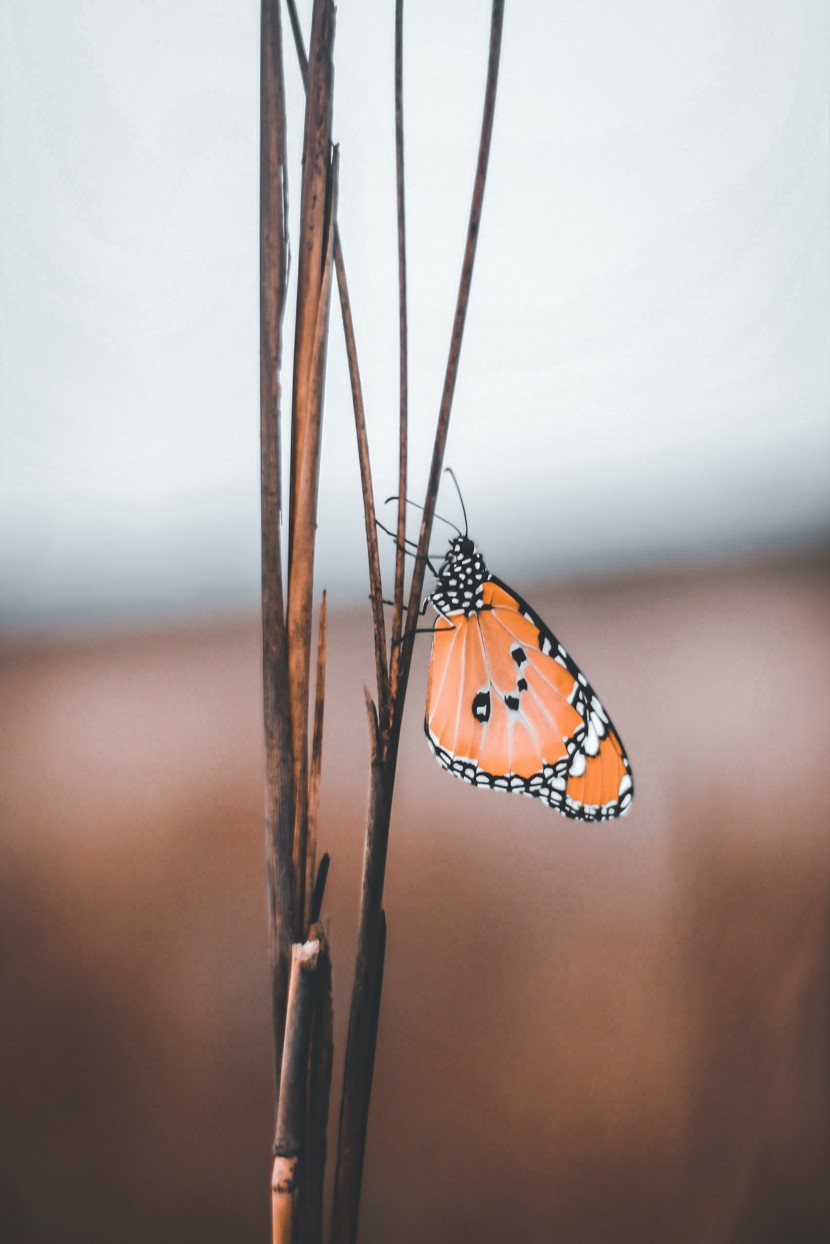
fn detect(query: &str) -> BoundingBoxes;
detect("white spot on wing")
[568,751,586,777]
[591,697,608,723]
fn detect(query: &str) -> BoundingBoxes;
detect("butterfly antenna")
[384,495,462,538]
[376,518,438,574]
[444,467,468,538]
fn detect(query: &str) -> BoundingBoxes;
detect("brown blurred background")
[2,549,828,1243]
[3,1,829,1238]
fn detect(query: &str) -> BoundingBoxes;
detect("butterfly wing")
[425,576,633,820]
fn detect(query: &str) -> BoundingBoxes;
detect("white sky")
[1,0,828,627]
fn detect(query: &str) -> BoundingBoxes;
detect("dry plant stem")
[332,5,506,1240]
[301,928,333,1244]
[350,908,386,1222]
[272,936,324,1244]
[260,0,295,1087]
[286,0,336,936]
[330,697,390,1244]
[333,247,390,716]
[293,156,337,929]
[287,0,334,525]
[310,851,330,926]
[285,0,308,83]
[389,0,409,675]
[285,0,390,725]
[304,591,328,933]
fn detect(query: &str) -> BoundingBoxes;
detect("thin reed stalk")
[286,0,337,934]
[389,0,409,681]
[305,592,328,933]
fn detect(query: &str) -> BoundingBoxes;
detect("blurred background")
[1,1,828,1241]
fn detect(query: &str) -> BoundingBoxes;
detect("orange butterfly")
[424,533,633,821]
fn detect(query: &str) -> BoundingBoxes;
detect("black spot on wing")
[472,690,491,722]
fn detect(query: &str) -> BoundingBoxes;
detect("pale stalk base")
[272,1154,299,1243]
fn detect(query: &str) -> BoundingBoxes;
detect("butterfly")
[423,532,634,821]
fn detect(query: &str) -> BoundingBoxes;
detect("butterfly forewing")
[425,576,633,820]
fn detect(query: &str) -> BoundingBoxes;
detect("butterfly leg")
[379,597,429,616]
[375,520,439,575]
[393,620,454,646]
[393,605,455,646]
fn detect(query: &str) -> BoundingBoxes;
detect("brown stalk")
[333,249,390,720]
[272,935,325,1244]
[285,0,390,729]
[285,0,308,83]
[301,926,334,1244]
[332,5,506,1240]
[328,689,389,1244]
[304,591,327,933]
[294,148,337,930]
[260,0,295,1088]
[286,0,337,936]
[389,0,409,682]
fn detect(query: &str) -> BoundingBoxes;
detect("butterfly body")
[425,535,633,821]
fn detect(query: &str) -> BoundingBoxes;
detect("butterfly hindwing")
[425,575,633,820]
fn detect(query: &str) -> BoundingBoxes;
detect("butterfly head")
[431,535,489,617]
